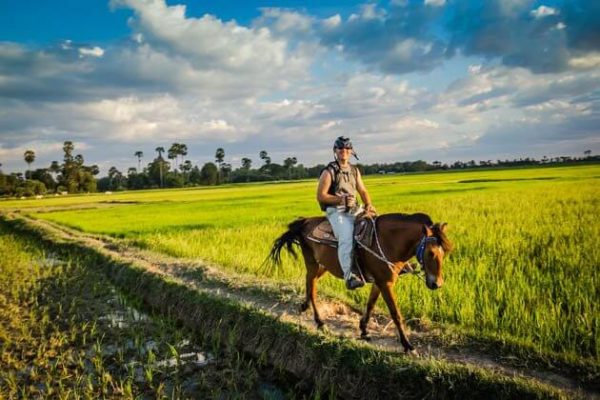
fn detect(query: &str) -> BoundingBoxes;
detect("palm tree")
[168,143,180,170]
[63,141,74,162]
[181,160,192,184]
[283,156,297,179]
[241,157,252,170]
[215,148,225,184]
[134,151,144,171]
[155,147,165,187]
[259,150,270,164]
[178,144,188,168]
[215,148,225,165]
[24,149,35,179]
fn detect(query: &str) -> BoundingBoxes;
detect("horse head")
[420,222,452,290]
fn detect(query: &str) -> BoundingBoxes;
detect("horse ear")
[423,225,433,236]
[441,222,448,233]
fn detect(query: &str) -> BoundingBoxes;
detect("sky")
[0,0,598,175]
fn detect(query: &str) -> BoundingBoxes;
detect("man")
[316,136,376,290]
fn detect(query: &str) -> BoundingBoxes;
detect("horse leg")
[306,269,325,329]
[300,248,326,329]
[379,282,415,353]
[359,285,380,340]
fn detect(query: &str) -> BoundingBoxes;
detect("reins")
[354,216,436,279]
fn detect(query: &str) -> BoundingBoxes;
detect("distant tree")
[215,148,225,183]
[168,143,180,169]
[241,157,252,170]
[220,162,232,183]
[89,165,100,176]
[30,168,55,192]
[23,149,35,179]
[49,160,60,180]
[259,150,271,174]
[181,159,192,184]
[200,162,218,185]
[178,144,188,167]
[63,141,74,162]
[259,150,271,166]
[584,150,592,158]
[283,156,297,179]
[189,165,202,185]
[215,148,225,165]
[134,151,144,171]
[108,166,123,190]
[155,147,165,187]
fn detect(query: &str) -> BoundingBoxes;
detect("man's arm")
[356,169,375,212]
[317,170,343,207]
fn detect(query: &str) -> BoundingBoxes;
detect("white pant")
[326,207,356,280]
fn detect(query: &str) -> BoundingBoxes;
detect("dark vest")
[319,161,358,211]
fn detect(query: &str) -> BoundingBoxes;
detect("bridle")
[354,217,439,279]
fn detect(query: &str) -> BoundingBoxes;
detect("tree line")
[1,141,98,197]
[0,141,597,197]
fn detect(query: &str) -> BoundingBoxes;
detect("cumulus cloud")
[78,46,105,57]
[0,0,598,173]
[311,0,600,75]
[530,5,559,19]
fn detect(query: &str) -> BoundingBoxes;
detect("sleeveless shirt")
[319,161,358,211]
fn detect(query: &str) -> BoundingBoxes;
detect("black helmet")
[333,136,353,149]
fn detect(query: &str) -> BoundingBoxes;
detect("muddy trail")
[10,214,599,399]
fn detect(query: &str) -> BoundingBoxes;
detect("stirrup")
[346,276,365,290]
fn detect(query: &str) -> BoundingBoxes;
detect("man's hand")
[365,203,377,215]
[341,194,356,208]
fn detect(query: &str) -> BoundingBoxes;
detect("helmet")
[333,136,353,150]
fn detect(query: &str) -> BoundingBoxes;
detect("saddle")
[307,214,376,283]
[307,214,375,248]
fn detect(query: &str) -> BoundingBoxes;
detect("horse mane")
[432,223,454,253]
[381,213,453,253]
[382,212,433,225]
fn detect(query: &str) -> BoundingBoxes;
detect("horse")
[268,212,452,353]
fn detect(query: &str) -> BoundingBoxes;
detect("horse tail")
[268,218,307,265]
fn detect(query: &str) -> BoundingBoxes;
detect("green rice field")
[0,222,292,398]
[4,164,599,364]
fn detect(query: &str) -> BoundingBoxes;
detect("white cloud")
[322,14,341,30]
[78,46,105,58]
[424,0,446,7]
[394,116,440,130]
[530,5,559,19]
[468,64,482,74]
[112,0,302,75]
[569,53,600,69]
[0,1,599,173]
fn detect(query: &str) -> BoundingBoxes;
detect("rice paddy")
[0,222,293,398]
[4,164,599,368]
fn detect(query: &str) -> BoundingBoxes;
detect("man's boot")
[346,274,365,290]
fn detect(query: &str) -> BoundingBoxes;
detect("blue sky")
[0,0,598,174]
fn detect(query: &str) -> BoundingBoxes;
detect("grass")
[1,216,570,399]
[0,221,294,399]
[5,164,599,365]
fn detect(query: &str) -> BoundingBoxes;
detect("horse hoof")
[317,322,326,331]
[405,348,419,357]
[299,303,309,313]
[360,334,371,342]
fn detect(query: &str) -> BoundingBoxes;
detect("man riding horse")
[317,136,375,290]
[269,137,452,352]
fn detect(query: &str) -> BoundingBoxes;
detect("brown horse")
[268,212,452,353]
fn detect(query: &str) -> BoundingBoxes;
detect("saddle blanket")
[307,216,375,249]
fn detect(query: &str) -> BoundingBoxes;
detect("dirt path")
[14,214,598,399]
